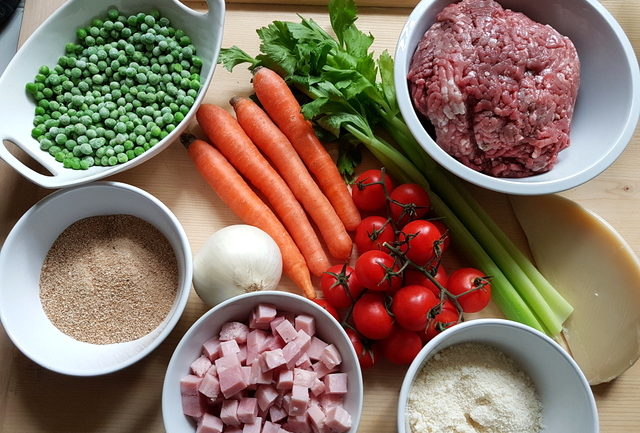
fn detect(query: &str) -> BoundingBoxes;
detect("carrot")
[231,96,353,260]
[181,134,315,299]
[252,67,362,231]
[195,104,329,277]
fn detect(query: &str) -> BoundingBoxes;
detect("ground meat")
[408,0,580,177]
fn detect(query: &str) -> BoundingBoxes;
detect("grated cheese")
[407,343,543,433]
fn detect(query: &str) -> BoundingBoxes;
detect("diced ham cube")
[289,384,309,416]
[206,364,218,378]
[191,355,213,377]
[197,413,224,433]
[307,405,326,431]
[254,304,277,325]
[275,320,298,343]
[220,340,241,357]
[237,397,259,424]
[238,344,247,364]
[294,314,315,336]
[319,344,342,369]
[215,353,241,372]
[312,361,337,379]
[277,370,294,391]
[260,349,286,372]
[295,353,312,370]
[249,361,273,386]
[246,329,268,365]
[323,373,348,395]
[310,378,325,397]
[262,421,281,433]
[182,393,205,418]
[242,416,262,433]
[264,335,285,350]
[225,428,243,433]
[181,374,202,396]
[203,338,222,361]
[325,405,352,433]
[249,309,270,330]
[283,330,312,368]
[256,384,279,411]
[269,405,287,423]
[270,316,287,335]
[278,429,292,433]
[219,365,249,398]
[219,322,250,344]
[320,394,343,411]
[241,366,252,387]
[293,368,316,387]
[220,399,240,426]
[281,394,292,414]
[284,415,311,433]
[307,337,329,361]
[198,373,221,398]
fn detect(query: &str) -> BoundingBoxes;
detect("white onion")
[193,225,282,306]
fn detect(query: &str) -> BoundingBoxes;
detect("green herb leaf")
[378,50,397,115]
[337,139,362,181]
[328,0,357,47]
[217,46,259,72]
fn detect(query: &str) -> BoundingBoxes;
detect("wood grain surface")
[2,0,639,432]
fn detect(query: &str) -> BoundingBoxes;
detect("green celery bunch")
[218,0,572,335]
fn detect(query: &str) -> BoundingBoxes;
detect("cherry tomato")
[352,292,394,340]
[431,220,451,253]
[382,326,423,365]
[399,220,442,266]
[354,216,395,254]
[346,328,377,369]
[447,268,492,313]
[313,299,340,321]
[351,170,394,212]
[425,308,459,340]
[391,285,440,331]
[320,264,364,309]
[389,184,430,226]
[404,266,449,298]
[355,250,402,293]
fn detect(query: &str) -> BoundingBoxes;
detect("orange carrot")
[181,134,315,299]
[231,96,353,260]
[195,104,329,277]
[252,67,361,231]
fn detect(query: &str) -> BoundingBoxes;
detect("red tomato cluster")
[316,170,493,369]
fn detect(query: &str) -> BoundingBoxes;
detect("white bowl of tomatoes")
[316,169,493,368]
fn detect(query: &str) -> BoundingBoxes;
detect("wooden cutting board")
[0,1,639,432]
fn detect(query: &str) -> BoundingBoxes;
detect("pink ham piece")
[269,405,288,423]
[206,364,218,377]
[325,405,352,433]
[226,428,243,433]
[320,394,344,411]
[319,344,342,369]
[203,338,222,361]
[221,340,241,357]
[197,413,224,433]
[191,355,213,377]
[277,369,294,391]
[182,394,206,418]
[254,304,277,325]
[270,316,287,335]
[180,374,202,395]
[260,349,286,372]
[290,384,309,416]
[262,421,281,433]
[295,353,312,370]
[246,329,268,365]
[284,415,312,433]
[249,309,270,330]
[220,399,240,426]
[312,361,337,379]
[293,368,317,387]
[250,362,273,386]
[219,322,250,344]
[238,345,248,364]
[241,366,252,389]
[275,319,298,343]
[307,337,328,361]
[294,314,315,336]
[256,384,279,411]
[219,365,249,398]
[323,373,348,395]
[283,330,312,368]
[310,378,326,397]
[199,373,221,399]
[215,353,241,372]
[237,397,259,424]
[307,404,326,432]
[242,416,262,433]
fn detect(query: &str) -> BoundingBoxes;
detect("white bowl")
[395,0,640,195]
[162,291,364,433]
[0,181,193,376]
[0,0,224,189]
[397,319,598,433]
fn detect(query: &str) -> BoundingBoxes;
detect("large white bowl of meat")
[395,0,640,195]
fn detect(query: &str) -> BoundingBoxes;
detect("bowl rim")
[396,318,599,433]
[394,0,640,195]
[0,181,193,376]
[161,290,365,433]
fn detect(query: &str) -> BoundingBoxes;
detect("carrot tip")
[252,66,264,75]
[180,133,197,148]
[229,96,243,107]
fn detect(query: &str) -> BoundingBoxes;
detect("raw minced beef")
[408,0,580,177]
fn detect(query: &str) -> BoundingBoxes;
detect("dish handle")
[171,0,225,27]
[0,138,61,189]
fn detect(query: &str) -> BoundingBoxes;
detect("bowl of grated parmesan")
[397,318,598,433]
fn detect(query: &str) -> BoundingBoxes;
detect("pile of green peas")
[25,7,202,170]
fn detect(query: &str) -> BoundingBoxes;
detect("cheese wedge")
[510,194,640,385]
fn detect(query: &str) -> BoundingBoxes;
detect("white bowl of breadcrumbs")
[398,319,598,433]
[0,181,192,376]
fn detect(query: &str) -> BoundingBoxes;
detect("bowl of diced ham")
[162,291,363,433]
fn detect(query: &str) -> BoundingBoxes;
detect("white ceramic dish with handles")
[398,319,598,433]
[0,0,224,189]
[162,291,364,433]
[0,181,193,376]
[394,0,640,195]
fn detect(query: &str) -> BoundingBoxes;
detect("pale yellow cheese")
[510,194,640,385]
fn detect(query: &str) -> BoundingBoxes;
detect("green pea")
[108,155,118,166]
